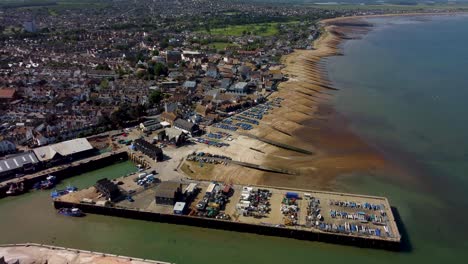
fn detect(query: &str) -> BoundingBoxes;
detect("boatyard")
[54,171,401,250]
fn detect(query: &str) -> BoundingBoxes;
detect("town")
[2,1,467,261]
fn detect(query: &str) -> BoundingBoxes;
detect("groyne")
[239,133,313,155]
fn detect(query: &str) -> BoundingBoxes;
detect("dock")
[54,174,401,251]
[0,149,128,198]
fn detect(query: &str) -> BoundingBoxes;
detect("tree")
[154,63,168,76]
[149,90,163,106]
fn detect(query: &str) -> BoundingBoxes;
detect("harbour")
[53,171,401,251]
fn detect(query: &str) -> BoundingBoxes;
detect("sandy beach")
[182,14,449,190]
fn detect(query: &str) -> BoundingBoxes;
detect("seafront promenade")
[0,243,172,264]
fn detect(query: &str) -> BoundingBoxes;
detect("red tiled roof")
[0,88,16,99]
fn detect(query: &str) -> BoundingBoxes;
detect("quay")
[0,149,128,198]
[54,174,402,251]
[0,243,172,264]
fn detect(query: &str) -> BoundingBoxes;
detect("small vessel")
[58,208,85,217]
[51,189,69,199]
[66,185,78,192]
[6,182,25,196]
[34,175,57,190]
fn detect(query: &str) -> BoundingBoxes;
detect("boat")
[66,185,78,192]
[58,208,85,217]
[34,175,57,190]
[6,182,25,196]
[51,189,69,199]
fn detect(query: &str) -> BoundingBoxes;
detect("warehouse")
[0,152,39,181]
[33,138,95,166]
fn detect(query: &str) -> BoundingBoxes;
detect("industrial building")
[154,181,182,205]
[94,178,121,201]
[0,152,39,181]
[33,138,95,165]
[133,138,164,161]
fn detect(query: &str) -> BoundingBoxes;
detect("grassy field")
[203,21,298,37]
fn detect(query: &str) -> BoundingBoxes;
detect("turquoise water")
[1,15,468,264]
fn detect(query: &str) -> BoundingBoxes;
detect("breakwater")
[54,200,401,251]
[0,150,128,198]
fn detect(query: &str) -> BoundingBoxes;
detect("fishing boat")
[58,208,85,217]
[6,182,25,196]
[33,175,57,190]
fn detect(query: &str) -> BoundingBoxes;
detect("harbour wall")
[54,200,401,251]
[0,151,129,198]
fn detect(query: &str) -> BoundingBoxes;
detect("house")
[155,181,182,205]
[173,118,199,136]
[0,88,17,104]
[229,82,249,94]
[166,51,182,64]
[160,111,177,125]
[0,139,16,155]
[182,81,197,93]
[95,178,121,201]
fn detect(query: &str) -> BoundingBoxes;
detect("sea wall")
[54,200,401,251]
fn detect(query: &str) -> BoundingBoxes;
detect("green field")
[203,21,298,37]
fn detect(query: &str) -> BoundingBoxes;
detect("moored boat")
[6,182,25,196]
[58,208,85,217]
[34,175,57,190]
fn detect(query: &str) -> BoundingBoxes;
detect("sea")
[1,15,468,264]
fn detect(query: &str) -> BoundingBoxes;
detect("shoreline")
[183,11,466,191]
